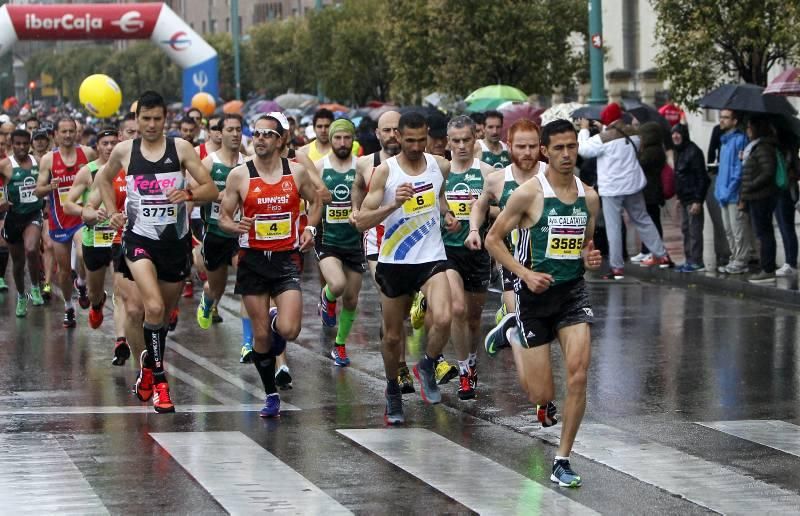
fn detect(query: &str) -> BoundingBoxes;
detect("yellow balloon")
[79,74,122,118]
[191,92,216,117]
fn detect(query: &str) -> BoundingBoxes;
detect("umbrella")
[622,99,672,133]
[423,92,445,108]
[465,98,507,113]
[318,102,350,113]
[499,103,544,140]
[764,68,800,96]
[698,83,796,116]
[368,104,399,121]
[222,100,243,114]
[540,102,583,125]
[465,84,528,103]
[252,100,282,114]
[571,104,603,120]
[274,93,317,110]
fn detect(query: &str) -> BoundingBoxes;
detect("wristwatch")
[305,225,317,237]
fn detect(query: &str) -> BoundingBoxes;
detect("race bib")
[0,187,5,203]
[57,186,71,206]
[326,201,351,224]
[445,192,472,221]
[93,224,115,248]
[210,202,221,220]
[139,197,177,225]
[20,185,37,204]
[545,226,585,260]
[255,212,291,240]
[402,182,435,217]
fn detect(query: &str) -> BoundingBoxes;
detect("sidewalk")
[612,200,800,307]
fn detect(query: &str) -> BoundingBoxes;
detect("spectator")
[671,124,710,272]
[740,116,779,283]
[705,122,732,269]
[578,102,671,279]
[773,133,799,276]
[632,121,667,263]
[715,109,752,274]
[658,101,685,127]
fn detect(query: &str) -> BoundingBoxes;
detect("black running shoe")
[275,365,293,390]
[63,308,76,328]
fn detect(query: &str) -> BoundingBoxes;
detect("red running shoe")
[153,381,175,413]
[88,291,107,329]
[182,281,194,298]
[133,350,154,402]
[168,308,179,331]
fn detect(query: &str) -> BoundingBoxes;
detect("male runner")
[118,112,139,141]
[351,110,417,392]
[315,118,364,366]
[474,110,511,169]
[467,118,545,320]
[441,116,494,399]
[95,90,218,413]
[34,116,96,327]
[298,108,334,162]
[355,112,459,424]
[195,113,245,330]
[31,128,53,300]
[195,114,222,160]
[484,119,602,487]
[218,114,321,417]
[179,117,198,145]
[0,129,45,316]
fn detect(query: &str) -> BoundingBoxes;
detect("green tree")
[247,17,314,98]
[653,0,800,108]
[206,33,253,101]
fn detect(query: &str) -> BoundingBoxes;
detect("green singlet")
[5,155,41,214]
[479,139,511,169]
[202,151,244,238]
[321,155,360,249]
[442,158,484,247]
[81,161,116,248]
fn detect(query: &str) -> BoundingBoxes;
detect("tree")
[248,17,315,98]
[653,0,800,109]
[206,33,253,101]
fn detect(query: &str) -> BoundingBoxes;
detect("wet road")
[1,261,799,515]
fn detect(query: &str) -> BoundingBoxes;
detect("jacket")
[638,122,667,205]
[714,129,748,205]
[671,125,709,204]
[740,136,778,201]
[578,123,646,197]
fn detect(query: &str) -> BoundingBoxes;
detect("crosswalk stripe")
[0,404,266,415]
[539,423,800,513]
[0,434,107,514]
[338,428,598,515]
[151,431,352,515]
[698,420,800,458]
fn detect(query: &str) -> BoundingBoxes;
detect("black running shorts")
[120,232,192,283]
[1,210,42,245]
[374,260,448,298]
[316,243,366,274]
[201,232,239,272]
[444,246,491,293]
[235,249,302,297]
[515,278,593,347]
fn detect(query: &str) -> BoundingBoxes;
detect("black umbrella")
[571,105,603,120]
[622,99,673,135]
[698,83,797,116]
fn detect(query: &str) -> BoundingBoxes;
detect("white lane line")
[698,420,800,458]
[338,428,598,515]
[0,404,265,415]
[0,434,108,515]
[151,431,352,515]
[168,340,300,411]
[538,423,800,514]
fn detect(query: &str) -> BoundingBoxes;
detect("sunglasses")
[252,128,281,139]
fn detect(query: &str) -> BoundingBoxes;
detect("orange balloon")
[191,92,216,117]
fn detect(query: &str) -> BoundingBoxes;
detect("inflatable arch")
[0,3,218,106]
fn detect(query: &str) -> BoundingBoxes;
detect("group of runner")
[0,94,600,487]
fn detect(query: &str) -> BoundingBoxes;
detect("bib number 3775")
[139,198,177,225]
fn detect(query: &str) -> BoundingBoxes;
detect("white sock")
[467,352,477,367]
[64,299,74,310]
[554,455,569,462]
[76,276,86,287]
[457,359,469,375]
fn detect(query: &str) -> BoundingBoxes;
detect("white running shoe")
[630,252,651,263]
[776,263,798,277]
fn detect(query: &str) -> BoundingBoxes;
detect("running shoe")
[318,288,337,327]
[239,341,254,363]
[495,304,507,325]
[485,312,516,357]
[0,277,7,291]
[724,263,748,275]
[457,373,475,400]
[74,279,90,309]
[630,252,651,263]
[63,308,76,328]
[551,458,582,487]
[211,305,223,324]
[331,344,350,367]
[600,268,625,280]
[134,350,154,402]
[409,292,426,330]
[537,401,558,427]
[88,291,107,329]
[398,364,415,394]
[412,359,441,404]
[275,365,292,390]
[182,280,193,298]
[640,254,673,268]
[15,294,28,318]
[152,381,175,413]
[29,286,44,306]
[776,263,798,277]
[434,356,458,385]
[384,390,405,425]
[168,308,179,331]
[112,337,131,366]
[41,282,52,301]
[260,393,280,418]
[196,293,212,330]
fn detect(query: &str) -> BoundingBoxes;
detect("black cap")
[427,112,448,139]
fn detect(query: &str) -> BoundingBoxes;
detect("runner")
[474,110,511,169]
[484,119,602,487]
[314,118,364,366]
[194,114,245,331]
[0,129,45,316]
[467,118,545,321]
[195,114,222,160]
[355,111,460,425]
[94,90,218,413]
[440,116,495,400]
[31,128,53,301]
[34,116,96,328]
[217,113,322,418]
[351,110,417,392]
[298,108,334,162]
